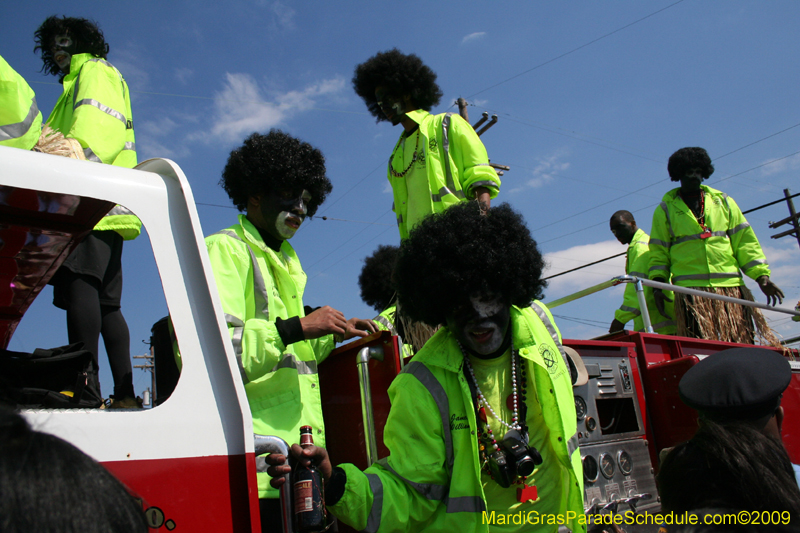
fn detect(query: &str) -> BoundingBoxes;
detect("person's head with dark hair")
[34,16,109,79]
[668,147,715,182]
[359,245,399,313]
[394,202,546,357]
[220,130,332,242]
[0,408,148,532]
[609,209,638,245]
[353,49,443,125]
[679,347,792,440]
[658,420,800,520]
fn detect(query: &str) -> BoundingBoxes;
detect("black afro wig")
[35,16,109,80]
[668,147,715,182]
[220,130,332,216]
[353,48,443,122]
[359,245,399,313]
[394,202,547,327]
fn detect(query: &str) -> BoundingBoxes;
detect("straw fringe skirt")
[674,285,781,348]
[395,300,439,355]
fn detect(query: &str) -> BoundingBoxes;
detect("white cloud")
[759,152,800,177]
[543,239,627,297]
[110,46,150,90]
[461,32,486,44]
[174,67,193,85]
[271,2,296,30]
[513,149,571,192]
[196,73,346,144]
[138,117,180,138]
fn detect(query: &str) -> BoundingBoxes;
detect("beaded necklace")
[460,340,529,485]
[679,189,711,236]
[388,129,420,178]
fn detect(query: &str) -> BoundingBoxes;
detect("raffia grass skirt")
[674,285,781,348]
[33,125,86,160]
[395,300,439,355]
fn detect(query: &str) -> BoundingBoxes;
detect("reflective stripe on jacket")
[373,305,413,359]
[0,55,42,150]
[47,53,141,240]
[330,303,585,533]
[205,215,334,498]
[390,110,500,240]
[615,228,676,334]
[649,185,770,288]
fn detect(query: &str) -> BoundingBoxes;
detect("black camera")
[487,429,543,488]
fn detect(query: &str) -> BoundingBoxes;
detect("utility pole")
[769,189,800,251]
[455,97,510,177]
[133,352,155,408]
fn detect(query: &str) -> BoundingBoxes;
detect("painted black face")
[259,189,311,241]
[680,168,704,193]
[374,86,407,126]
[446,294,511,359]
[51,34,78,74]
[610,218,636,245]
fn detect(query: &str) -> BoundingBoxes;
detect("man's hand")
[300,306,347,340]
[474,186,491,213]
[608,318,625,334]
[343,318,378,341]
[653,288,672,318]
[757,275,784,306]
[265,444,333,489]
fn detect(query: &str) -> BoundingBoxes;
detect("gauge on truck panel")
[583,455,598,483]
[599,452,615,479]
[575,396,587,421]
[617,450,633,476]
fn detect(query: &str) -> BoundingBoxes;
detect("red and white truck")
[2,145,798,532]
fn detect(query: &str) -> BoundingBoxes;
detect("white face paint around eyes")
[470,295,504,319]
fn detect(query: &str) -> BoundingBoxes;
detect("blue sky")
[4,1,800,398]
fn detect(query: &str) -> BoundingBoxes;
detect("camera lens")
[517,456,536,477]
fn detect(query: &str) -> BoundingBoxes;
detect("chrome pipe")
[254,434,292,533]
[546,275,800,319]
[634,278,654,333]
[357,345,385,466]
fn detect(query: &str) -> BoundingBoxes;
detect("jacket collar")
[666,184,721,202]
[404,109,431,126]
[237,214,294,258]
[417,307,540,373]
[63,53,96,84]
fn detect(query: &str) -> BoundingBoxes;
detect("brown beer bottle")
[293,426,326,532]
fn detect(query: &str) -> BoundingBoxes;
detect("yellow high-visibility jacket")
[389,110,500,240]
[330,303,585,533]
[206,215,334,498]
[649,185,770,287]
[0,55,42,150]
[615,228,676,334]
[47,53,140,240]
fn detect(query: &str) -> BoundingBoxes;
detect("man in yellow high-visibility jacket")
[208,130,376,532]
[0,55,42,150]
[35,16,141,407]
[608,210,675,335]
[649,147,783,344]
[353,49,501,240]
[269,203,585,533]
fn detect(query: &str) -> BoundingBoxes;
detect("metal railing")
[545,275,800,334]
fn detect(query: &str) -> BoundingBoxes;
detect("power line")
[714,121,800,160]
[466,0,687,99]
[317,161,384,216]
[473,106,664,163]
[305,208,393,270]
[537,147,800,246]
[544,251,626,280]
